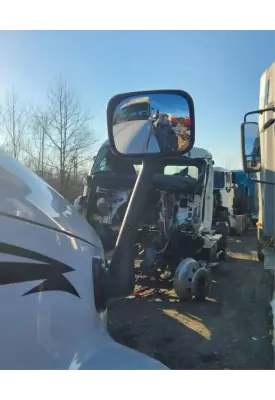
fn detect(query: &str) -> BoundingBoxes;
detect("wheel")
[173,259,211,302]
[193,266,212,301]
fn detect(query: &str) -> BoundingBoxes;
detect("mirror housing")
[106,89,195,159]
[240,121,261,173]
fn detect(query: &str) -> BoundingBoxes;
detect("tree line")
[0,79,98,202]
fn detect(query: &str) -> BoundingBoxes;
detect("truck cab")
[213,167,249,235]
[255,62,275,262]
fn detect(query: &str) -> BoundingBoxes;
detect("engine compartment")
[83,171,202,230]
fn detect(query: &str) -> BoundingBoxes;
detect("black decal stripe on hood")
[0,243,73,272]
[0,243,80,298]
[23,275,80,297]
[0,262,68,284]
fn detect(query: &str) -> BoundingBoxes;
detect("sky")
[0,30,274,169]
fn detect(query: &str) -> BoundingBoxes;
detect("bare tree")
[0,89,28,160]
[45,79,97,195]
[28,109,51,178]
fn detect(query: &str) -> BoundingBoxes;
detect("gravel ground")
[108,228,274,369]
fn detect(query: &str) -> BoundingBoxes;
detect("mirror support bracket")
[106,158,159,301]
[244,107,275,122]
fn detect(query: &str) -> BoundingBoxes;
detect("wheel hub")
[173,258,211,301]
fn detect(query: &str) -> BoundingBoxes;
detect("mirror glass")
[110,92,193,156]
[243,122,261,172]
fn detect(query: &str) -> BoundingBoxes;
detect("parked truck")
[241,61,275,262]
[232,170,258,226]
[212,167,250,235]
[240,60,275,352]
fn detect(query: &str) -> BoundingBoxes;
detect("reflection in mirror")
[243,122,261,172]
[111,93,192,156]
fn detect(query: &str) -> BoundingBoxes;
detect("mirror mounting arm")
[244,107,275,122]
[106,158,157,301]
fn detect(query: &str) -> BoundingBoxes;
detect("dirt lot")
[108,228,274,369]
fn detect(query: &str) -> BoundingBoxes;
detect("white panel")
[258,62,275,237]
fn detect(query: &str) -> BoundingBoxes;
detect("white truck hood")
[0,148,102,249]
[113,120,160,154]
[77,338,168,370]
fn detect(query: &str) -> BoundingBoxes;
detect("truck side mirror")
[105,89,196,300]
[240,122,261,173]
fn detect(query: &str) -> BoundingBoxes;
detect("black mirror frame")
[106,89,195,159]
[240,121,261,174]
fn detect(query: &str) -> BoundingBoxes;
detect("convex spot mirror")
[241,121,261,173]
[107,90,195,158]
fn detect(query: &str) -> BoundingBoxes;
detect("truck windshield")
[116,102,150,122]
[214,171,225,189]
[91,146,136,175]
[164,165,199,180]
[91,146,110,173]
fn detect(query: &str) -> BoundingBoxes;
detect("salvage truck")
[212,167,250,235]
[74,143,228,302]
[232,170,258,226]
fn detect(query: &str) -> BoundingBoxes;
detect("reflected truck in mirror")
[109,90,194,157]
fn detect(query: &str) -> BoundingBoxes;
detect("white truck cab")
[240,61,275,354]
[214,167,235,214]
[213,167,248,235]
[0,147,167,369]
[256,62,275,263]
